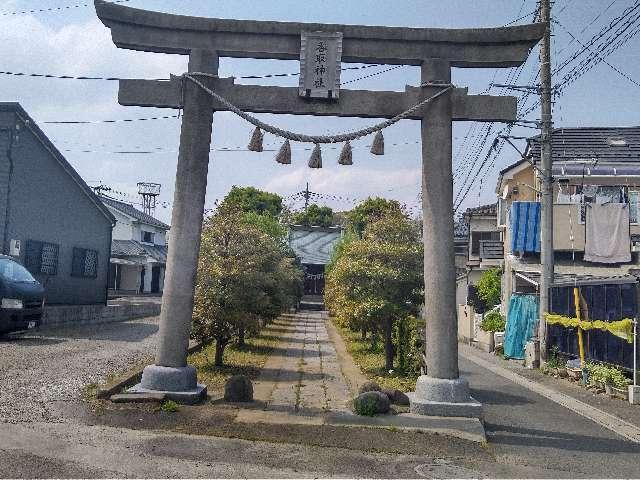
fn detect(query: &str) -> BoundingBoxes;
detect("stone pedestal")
[409,376,482,419]
[629,385,640,405]
[128,365,207,404]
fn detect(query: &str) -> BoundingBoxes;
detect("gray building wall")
[0,106,114,305]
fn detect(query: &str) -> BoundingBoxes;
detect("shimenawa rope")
[183,72,454,144]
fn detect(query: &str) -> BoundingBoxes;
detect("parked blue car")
[0,255,45,335]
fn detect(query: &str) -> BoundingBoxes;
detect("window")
[0,258,36,283]
[470,231,501,255]
[141,230,155,244]
[24,240,59,275]
[72,248,98,278]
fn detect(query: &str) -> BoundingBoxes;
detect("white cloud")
[0,14,186,119]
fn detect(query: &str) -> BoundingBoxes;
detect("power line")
[0,64,381,83]
[452,0,533,174]
[554,0,619,58]
[552,0,640,77]
[43,114,181,125]
[553,18,640,89]
[56,138,424,155]
[0,0,130,16]
[341,65,403,85]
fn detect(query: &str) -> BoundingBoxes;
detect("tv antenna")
[137,182,161,216]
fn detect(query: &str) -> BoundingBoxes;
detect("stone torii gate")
[95,0,543,414]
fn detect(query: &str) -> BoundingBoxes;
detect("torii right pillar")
[410,58,480,417]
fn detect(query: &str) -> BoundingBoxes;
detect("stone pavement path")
[249,310,352,416]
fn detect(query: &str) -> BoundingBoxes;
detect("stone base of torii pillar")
[129,365,207,404]
[408,377,482,418]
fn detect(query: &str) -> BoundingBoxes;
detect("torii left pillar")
[129,49,218,402]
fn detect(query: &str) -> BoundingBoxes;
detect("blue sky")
[1,0,640,223]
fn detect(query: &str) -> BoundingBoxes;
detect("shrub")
[585,362,631,389]
[476,268,502,309]
[480,311,505,332]
[546,345,564,369]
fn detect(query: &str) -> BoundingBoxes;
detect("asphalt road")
[461,355,640,478]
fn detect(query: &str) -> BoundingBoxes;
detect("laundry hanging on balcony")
[584,203,631,263]
[510,201,541,254]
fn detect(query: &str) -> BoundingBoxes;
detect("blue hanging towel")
[503,294,539,359]
[510,201,541,253]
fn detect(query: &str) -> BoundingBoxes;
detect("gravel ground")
[0,317,159,423]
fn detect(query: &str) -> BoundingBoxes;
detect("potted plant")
[566,358,583,381]
[479,311,506,353]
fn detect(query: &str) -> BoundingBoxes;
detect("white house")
[100,195,169,295]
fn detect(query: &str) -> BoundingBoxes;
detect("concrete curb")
[96,341,205,400]
[325,411,486,443]
[234,408,486,443]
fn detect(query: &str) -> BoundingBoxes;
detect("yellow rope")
[544,313,634,343]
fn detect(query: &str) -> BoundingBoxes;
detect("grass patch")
[188,330,280,392]
[82,382,99,401]
[159,400,179,413]
[333,320,418,392]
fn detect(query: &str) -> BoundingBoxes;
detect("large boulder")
[358,381,382,394]
[353,391,390,416]
[224,375,253,402]
[381,388,410,406]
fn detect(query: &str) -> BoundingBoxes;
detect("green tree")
[192,206,303,365]
[346,197,403,237]
[325,211,423,371]
[220,186,288,245]
[292,204,334,227]
[221,186,283,217]
[476,267,502,310]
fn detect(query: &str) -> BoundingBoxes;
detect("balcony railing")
[479,239,504,260]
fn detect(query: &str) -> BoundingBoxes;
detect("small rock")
[353,391,390,416]
[381,388,410,406]
[224,375,253,402]
[358,381,381,394]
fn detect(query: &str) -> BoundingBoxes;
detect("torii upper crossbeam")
[95,0,543,416]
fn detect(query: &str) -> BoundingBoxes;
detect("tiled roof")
[288,226,342,265]
[100,196,170,230]
[463,203,497,218]
[527,126,640,163]
[112,239,168,263]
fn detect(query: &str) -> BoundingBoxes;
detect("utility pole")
[304,182,310,212]
[538,0,553,363]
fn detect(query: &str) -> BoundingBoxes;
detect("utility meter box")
[9,239,21,257]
